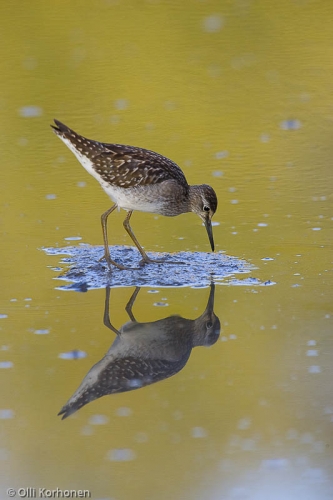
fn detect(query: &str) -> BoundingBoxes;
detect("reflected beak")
[206,281,215,311]
[204,218,215,252]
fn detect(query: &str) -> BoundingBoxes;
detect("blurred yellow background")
[0,1,332,499]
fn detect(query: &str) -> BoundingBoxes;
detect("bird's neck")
[187,185,203,213]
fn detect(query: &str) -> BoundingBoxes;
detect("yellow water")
[1,1,333,499]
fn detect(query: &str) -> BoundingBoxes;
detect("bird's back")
[51,120,189,189]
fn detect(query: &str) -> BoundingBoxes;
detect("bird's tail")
[51,119,95,157]
[50,119,77,139]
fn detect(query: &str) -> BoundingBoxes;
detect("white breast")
[102,183,166,213]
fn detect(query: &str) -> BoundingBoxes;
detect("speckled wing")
[91,144,189,189]
[51,119,189,189]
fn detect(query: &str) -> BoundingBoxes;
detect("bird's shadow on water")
[43,244,275,290]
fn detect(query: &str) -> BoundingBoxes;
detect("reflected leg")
[125,286,141,322]
[103,287,120,335]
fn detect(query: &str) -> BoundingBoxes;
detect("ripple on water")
[43,245,274,290]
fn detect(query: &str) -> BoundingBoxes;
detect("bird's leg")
[125,286,141,322]
[123,211,185,266]
[123,211,166,265]
[100,205,140,270]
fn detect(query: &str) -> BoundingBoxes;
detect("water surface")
[0,1,332,499]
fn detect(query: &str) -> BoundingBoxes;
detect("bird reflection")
[58,283,220,419]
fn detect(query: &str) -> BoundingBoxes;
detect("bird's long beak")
[204,218,215,252]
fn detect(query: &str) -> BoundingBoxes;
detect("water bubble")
[81,425,94,436]
[308,365,321,374]
[215,151,228,159]
[106,448,136,461]
[306,350,318,357]
[19,105,43,117]
[203,15,224,33]
[114,99,128,110]
[191,427,208,438]
[0,362,13,369]
[115,407,132,417]
[0,409,15,419]
[164,100,176,111]
[89,414,109,425]
[135,432,148,443]
[280,119,302,130]
[237,418,251,430]
[34,329,50,335]
[58,350,87,360]
[260,133,270,143]
[261,458,290,470]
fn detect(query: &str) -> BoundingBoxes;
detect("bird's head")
[189,184,218,251]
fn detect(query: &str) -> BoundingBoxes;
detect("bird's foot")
[139,256,185,266]
[99,254,140,271]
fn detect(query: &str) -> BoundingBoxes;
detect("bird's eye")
[206,321,213,329]
[203,205,210,212]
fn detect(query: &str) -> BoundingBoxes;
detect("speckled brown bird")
[51,120,218,270]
